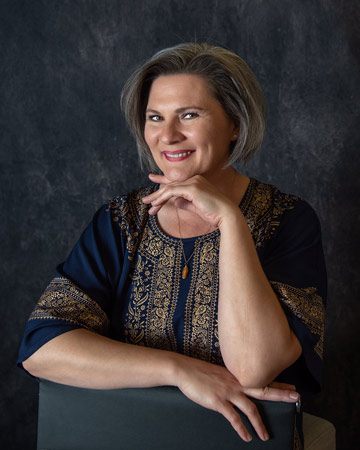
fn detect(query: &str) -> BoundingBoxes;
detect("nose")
[159,120,185,145]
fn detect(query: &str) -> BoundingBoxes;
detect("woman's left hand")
[142,173,238,227]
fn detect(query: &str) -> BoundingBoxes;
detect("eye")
[182,112,199,119]
[147,114,162,122]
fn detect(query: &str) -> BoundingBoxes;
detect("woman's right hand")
[173,355,299,443]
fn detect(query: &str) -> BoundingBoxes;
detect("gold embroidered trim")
[271,281,325,359]
[29,277,110,334]
[242,179,300,248]
[106,187,154,261]
[122,253,150,345]
[107,180,299,253]
[147,243,179,350]
[184,238,222,364]
[123,225,180,352]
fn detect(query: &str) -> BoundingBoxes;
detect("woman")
[18,43,326,447]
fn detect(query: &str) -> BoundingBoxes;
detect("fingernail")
[263,431,269,441]
[289,392,299,400]
[246,434,252,442]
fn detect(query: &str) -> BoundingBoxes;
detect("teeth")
[166,151,192,158]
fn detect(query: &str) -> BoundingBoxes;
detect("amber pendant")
[182,265,189,279]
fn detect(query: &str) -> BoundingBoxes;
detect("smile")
[163,150,195,161]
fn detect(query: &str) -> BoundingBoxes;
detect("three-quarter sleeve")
[261,200,327,394]
[17,203,124,367]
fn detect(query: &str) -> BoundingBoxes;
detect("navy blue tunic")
[18,178,326,397]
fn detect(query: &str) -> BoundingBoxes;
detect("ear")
[231,125,240,141]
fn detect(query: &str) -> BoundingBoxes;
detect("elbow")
[227,342,303,389]
[22,356,37,377]
[224,355,277,388]
[22,352,45,378]
[22,357,36,377]
[232,365,277,389]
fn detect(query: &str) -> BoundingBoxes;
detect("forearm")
[218,209,301,387]
[22,328,181,390]
[22,326,299,443]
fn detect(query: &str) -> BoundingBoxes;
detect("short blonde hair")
[121,43,266,171]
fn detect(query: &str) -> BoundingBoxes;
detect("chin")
[163,167,195,182]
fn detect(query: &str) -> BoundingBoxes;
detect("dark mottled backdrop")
[1,1,359,449]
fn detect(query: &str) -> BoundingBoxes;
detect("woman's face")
[144,74,238,182]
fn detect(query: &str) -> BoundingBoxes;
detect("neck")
[203,166,248,206]
[210,166,237,196]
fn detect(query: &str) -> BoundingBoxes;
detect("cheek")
[144,126,152,146]
[144,128,160,160]
[144,123,159,146]
[204,130,226,148]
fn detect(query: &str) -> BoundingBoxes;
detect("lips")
[162,150,195,162]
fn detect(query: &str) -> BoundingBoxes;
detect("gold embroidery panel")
[106,187,154,261]
[184,237,222,364]
[123,225,181,352]
[241,180,300,248]
[271,281,325,359]
[29,277,110,335]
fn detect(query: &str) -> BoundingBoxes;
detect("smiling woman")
[144,74,238,183]
[18,43,326,449]
[121,43,265,171]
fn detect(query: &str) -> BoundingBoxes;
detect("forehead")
[147,74,215,105]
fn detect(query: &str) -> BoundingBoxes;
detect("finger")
[142,183,182,204]
[142,190,163,204]
[147,185,193,207]
[218,402,253,442]
[142,189,172,206]
[143,175,181,204]
[148,204,163,215]
[244,385,300,403]
[231,396,269,442]
[148,173,173,184]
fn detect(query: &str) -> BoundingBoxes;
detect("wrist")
[167,352,196,390]
[218,207,246,232]
[162,351,187,388]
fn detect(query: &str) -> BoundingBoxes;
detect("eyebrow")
[145,106,205,114]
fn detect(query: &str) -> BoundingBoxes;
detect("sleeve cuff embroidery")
[29,277,110,335]
[270,281,325,359]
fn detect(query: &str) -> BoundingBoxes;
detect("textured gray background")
[1,0,359,449]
